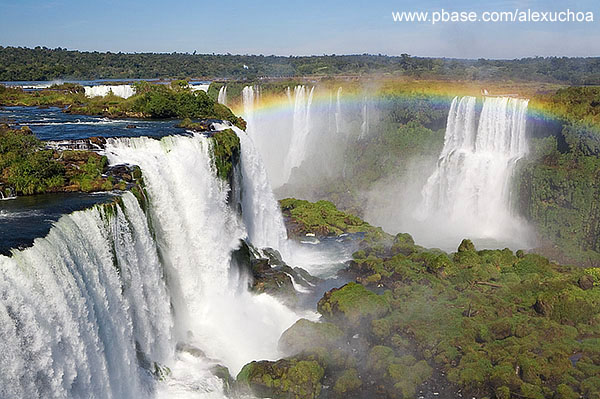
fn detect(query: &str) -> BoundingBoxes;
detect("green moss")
[495,386,511,399]
[279,197,382,238]
[458,239,476,252]
[317,282,390,327]
[278,318,344,355]
[584,268,600,286]
[556,383,579,399]
[210,128,240,181]
[237,359,324,399]
[333,368,362,395]
[388,360,432,398]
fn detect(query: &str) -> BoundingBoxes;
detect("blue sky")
[0,0,599,59]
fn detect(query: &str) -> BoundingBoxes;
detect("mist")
[236,81,536,252]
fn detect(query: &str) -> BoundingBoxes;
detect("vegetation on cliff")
[237,200,600,399]
[210,128,240,182]
[515,87,600,265]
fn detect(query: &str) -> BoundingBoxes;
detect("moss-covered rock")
[210,128,240,182]
[333,368,362,395]
[175,117,213,132]
[279,319,344,355]
[317,282,390,328]
[458,238,476,253]
[279,197,379,238]
[236,359,324,399]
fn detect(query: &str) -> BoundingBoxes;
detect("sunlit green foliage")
[0,125,113,195]
[0,81,245,128]
[279,197,383,237]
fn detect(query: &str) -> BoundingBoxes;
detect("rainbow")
[227,82,566,124]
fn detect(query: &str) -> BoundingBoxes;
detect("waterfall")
[0,192,172,398]
[106,134,304,376]
[417,96,530,247]
[335,87,343,134]
[359,96,369,139]
[84,85,135,99]
[284,85,314,181]
[242,85,259,134]
[217,86,227,105]
[0,132,309,398]
[189,84,210,92]
[235,127,289,251]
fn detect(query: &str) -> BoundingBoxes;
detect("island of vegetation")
[0,80,246,130]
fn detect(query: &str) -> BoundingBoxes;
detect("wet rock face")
[230,240,321,308]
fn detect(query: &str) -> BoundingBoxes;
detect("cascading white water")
[242,84,317,188]
[235,127,289,251]
[189,84,210,92]
[106,134,309,381]
[242,85,259,134]
[84,85,135,99]
[217,86,227,105]
[416,95,530,248]
[359,96,369,139]
[0,192,172,398]
[335,87,343,134]
[214,123,351,278]
[284,85,315,182]
[240,84,363,191]
[0,130,314,398]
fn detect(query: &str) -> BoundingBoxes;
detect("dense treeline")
[2,46,600,84]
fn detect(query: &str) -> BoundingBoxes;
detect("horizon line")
[2,45,599,61]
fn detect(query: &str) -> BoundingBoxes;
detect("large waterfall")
[284,85,315,182]
[359,95,369,139]
[236,127,289,250]
[241,85,316,188]
[0,132,309,398]
[417,95,530,248]
[0,192,171,398]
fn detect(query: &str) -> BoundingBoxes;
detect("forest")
[2,46,600,84]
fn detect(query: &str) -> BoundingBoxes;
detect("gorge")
[1,78,599,399]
